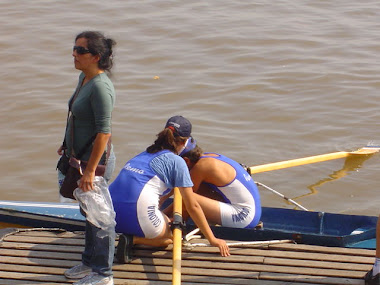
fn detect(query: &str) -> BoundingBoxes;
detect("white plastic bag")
[74,176,116,238]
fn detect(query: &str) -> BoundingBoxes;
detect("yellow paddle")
[172,187,182,285]
[248,145,379,175]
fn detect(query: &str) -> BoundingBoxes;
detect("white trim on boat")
[0,209,85,226]
[0,201,79,209]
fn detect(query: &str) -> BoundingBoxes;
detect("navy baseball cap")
[179,137,197,156]
[165,115,192,137]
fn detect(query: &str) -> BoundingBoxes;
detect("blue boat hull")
[206,207,377,249]
[0,200,376,249]
[0,201,85,231]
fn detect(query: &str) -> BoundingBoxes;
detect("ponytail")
[147,128,187,153]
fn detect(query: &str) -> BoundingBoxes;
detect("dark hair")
[181,144,203,163]
[147,128,187,154]
[75,31,116,72]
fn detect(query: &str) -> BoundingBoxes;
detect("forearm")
[84,132,111,172]
[184,200,216,243]
[180,187,230,257]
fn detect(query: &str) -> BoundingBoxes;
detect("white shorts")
[138,205,167,239]
[219,202,255,228]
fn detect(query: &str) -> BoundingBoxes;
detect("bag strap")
[63,77,111,164]
[75,134,96,159]
[62,78,84,150]
[75,133,111,163]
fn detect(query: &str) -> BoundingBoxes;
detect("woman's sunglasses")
[73,46,91,55]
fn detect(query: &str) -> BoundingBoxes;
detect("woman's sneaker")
[365,269,380,285]
[74,273,113,285]
[65,263,92,279]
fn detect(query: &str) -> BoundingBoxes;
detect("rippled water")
[0,1,379,215]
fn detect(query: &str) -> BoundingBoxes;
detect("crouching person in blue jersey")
[169,142,262,230]
[109,116,230,263]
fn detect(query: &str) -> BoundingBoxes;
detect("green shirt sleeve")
[91,78,115,134]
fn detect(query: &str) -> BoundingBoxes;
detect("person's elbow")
[96,132,112,139]
[186,200,201,214]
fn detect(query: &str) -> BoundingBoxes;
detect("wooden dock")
[0,227,374,284]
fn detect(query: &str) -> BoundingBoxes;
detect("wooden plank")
[180,246,374,264]
[270,243,375,257]
[113,262,260,278]
[0,270,70,283]
[0,241,83,253]
[260,272,363,285]
[14,230,82,238]
[0,279,42,285]
[3,235,85,246]
[0,263,65,275]
[264,257,370,271]
[0,248,81,261]
[0,256,79,268]
[114,269,256,285]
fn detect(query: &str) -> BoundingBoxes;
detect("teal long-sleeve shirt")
[65,72,115,162]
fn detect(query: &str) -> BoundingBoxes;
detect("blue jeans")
[58,149,116,276]
[82,149,116,276]
[82,219,116,276]
[103,148,116,183]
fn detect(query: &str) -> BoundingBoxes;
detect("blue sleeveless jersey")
[109,150,170,236]
[202,152,262,228]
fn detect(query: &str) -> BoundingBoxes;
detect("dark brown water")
[1,1,379,215]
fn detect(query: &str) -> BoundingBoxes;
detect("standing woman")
[57,31,116,285]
